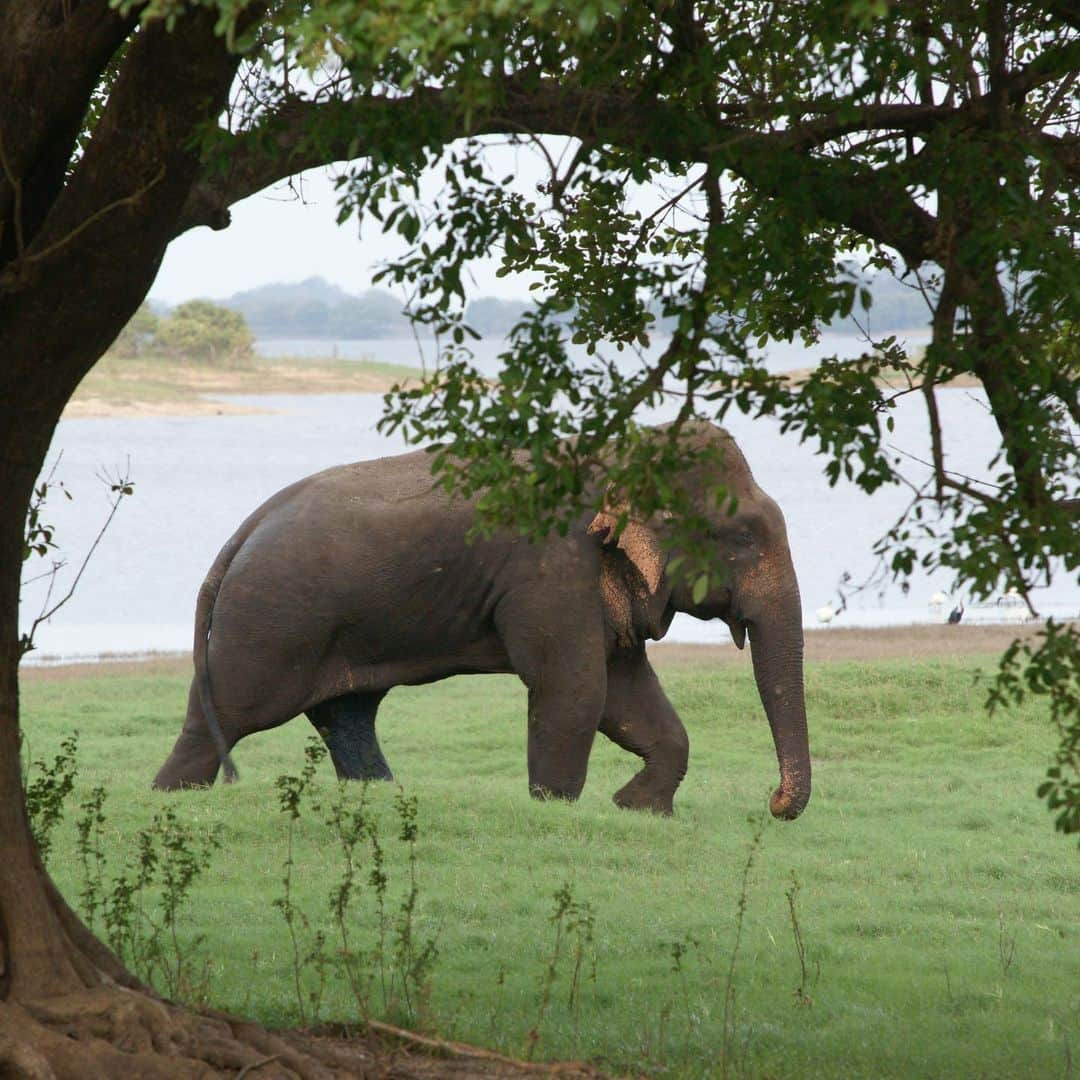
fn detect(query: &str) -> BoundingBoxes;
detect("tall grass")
[22,652,1079,1077]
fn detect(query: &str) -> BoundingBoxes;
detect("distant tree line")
[117,275,931,362]
[205,274,932,341]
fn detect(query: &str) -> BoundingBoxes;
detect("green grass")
[21,654,1079,1078]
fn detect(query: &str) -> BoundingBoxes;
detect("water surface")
[21,369,1076,661]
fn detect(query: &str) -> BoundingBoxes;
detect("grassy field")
[21,649,1078,1078]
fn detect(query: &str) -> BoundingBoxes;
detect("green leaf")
[692,574,709,605]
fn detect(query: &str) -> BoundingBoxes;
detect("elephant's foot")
[152,732,224,791]
[324,728,394,782]
[340,755,394,783]
[612,771,675,815]
[528,782,582,803]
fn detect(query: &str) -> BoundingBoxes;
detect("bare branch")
[0,127,25,256]
[20,467,134,658]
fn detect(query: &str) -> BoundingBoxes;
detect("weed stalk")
[785,871,818,1006]
[720,811,767,1080]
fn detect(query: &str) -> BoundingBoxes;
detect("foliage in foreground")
[21,656,1078,1076]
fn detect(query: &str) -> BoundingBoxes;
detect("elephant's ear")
[587,506,664,595]
[598,553,635,648]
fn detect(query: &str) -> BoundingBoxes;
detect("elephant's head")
[588,422,811,821]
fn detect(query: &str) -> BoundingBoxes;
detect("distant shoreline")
[68,332,951,420]
[249,326,933,344]
[65,353,418,419]
[22,622,1052,680]
[778,365,981,389]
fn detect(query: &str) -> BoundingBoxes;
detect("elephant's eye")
[707,525,755,549]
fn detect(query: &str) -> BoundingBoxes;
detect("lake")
[257,329,898,376]
[20,331,1077,661]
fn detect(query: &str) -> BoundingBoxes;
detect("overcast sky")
[151,141,578,305]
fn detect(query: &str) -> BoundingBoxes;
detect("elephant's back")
[206,448,485,646]
[304,447,447,505]
[272,447,449,511]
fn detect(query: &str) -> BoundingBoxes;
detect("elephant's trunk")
[746,590,811,820]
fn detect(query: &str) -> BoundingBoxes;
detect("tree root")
[353,1019,608,1076]
[0,988,612,1079]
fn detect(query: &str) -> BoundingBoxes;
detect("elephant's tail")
[193,529,249,783]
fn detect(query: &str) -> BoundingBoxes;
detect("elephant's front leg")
[600,645,689,815]
[522,682,606,801]
[498,594,607,802]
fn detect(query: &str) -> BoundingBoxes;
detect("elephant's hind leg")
[600,646,689,815]
[153,679,228,790]
[306,691,393,781]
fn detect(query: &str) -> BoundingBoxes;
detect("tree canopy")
[0,0,1077,1072]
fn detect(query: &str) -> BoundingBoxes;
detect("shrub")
[153,299,253,366]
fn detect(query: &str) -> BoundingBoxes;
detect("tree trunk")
[0,6,612,1066]
[0,7,364,1071]
[0,407,90,1001]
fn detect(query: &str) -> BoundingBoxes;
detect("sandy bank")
[779,366,981,389]
[64,357,418,418]
[64,397,266,418]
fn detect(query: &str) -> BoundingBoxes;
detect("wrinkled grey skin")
[153,422,811,819]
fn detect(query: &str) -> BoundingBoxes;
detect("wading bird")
[816,603,836,625]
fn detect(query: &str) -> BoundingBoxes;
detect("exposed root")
[0,988,613,1079]
[357,1019,608,1076]
[0,1028,55,1080]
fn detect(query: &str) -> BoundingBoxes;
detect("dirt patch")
[649,621,1050,668]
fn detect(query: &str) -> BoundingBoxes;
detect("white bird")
[816,603,836,625]
[929,591,948,609]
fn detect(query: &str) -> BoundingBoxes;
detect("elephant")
[153,421,811,820]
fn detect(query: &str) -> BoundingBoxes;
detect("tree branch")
[0,0,135,264]
[12,167,165,270]
[1031,0,1080,32]
[176,80,941,266]
[175,84,635,236]
[0,7,245,427]
[20,469,132,658]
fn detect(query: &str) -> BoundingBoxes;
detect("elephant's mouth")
[648,602,677,641]
[723,613,747,649]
